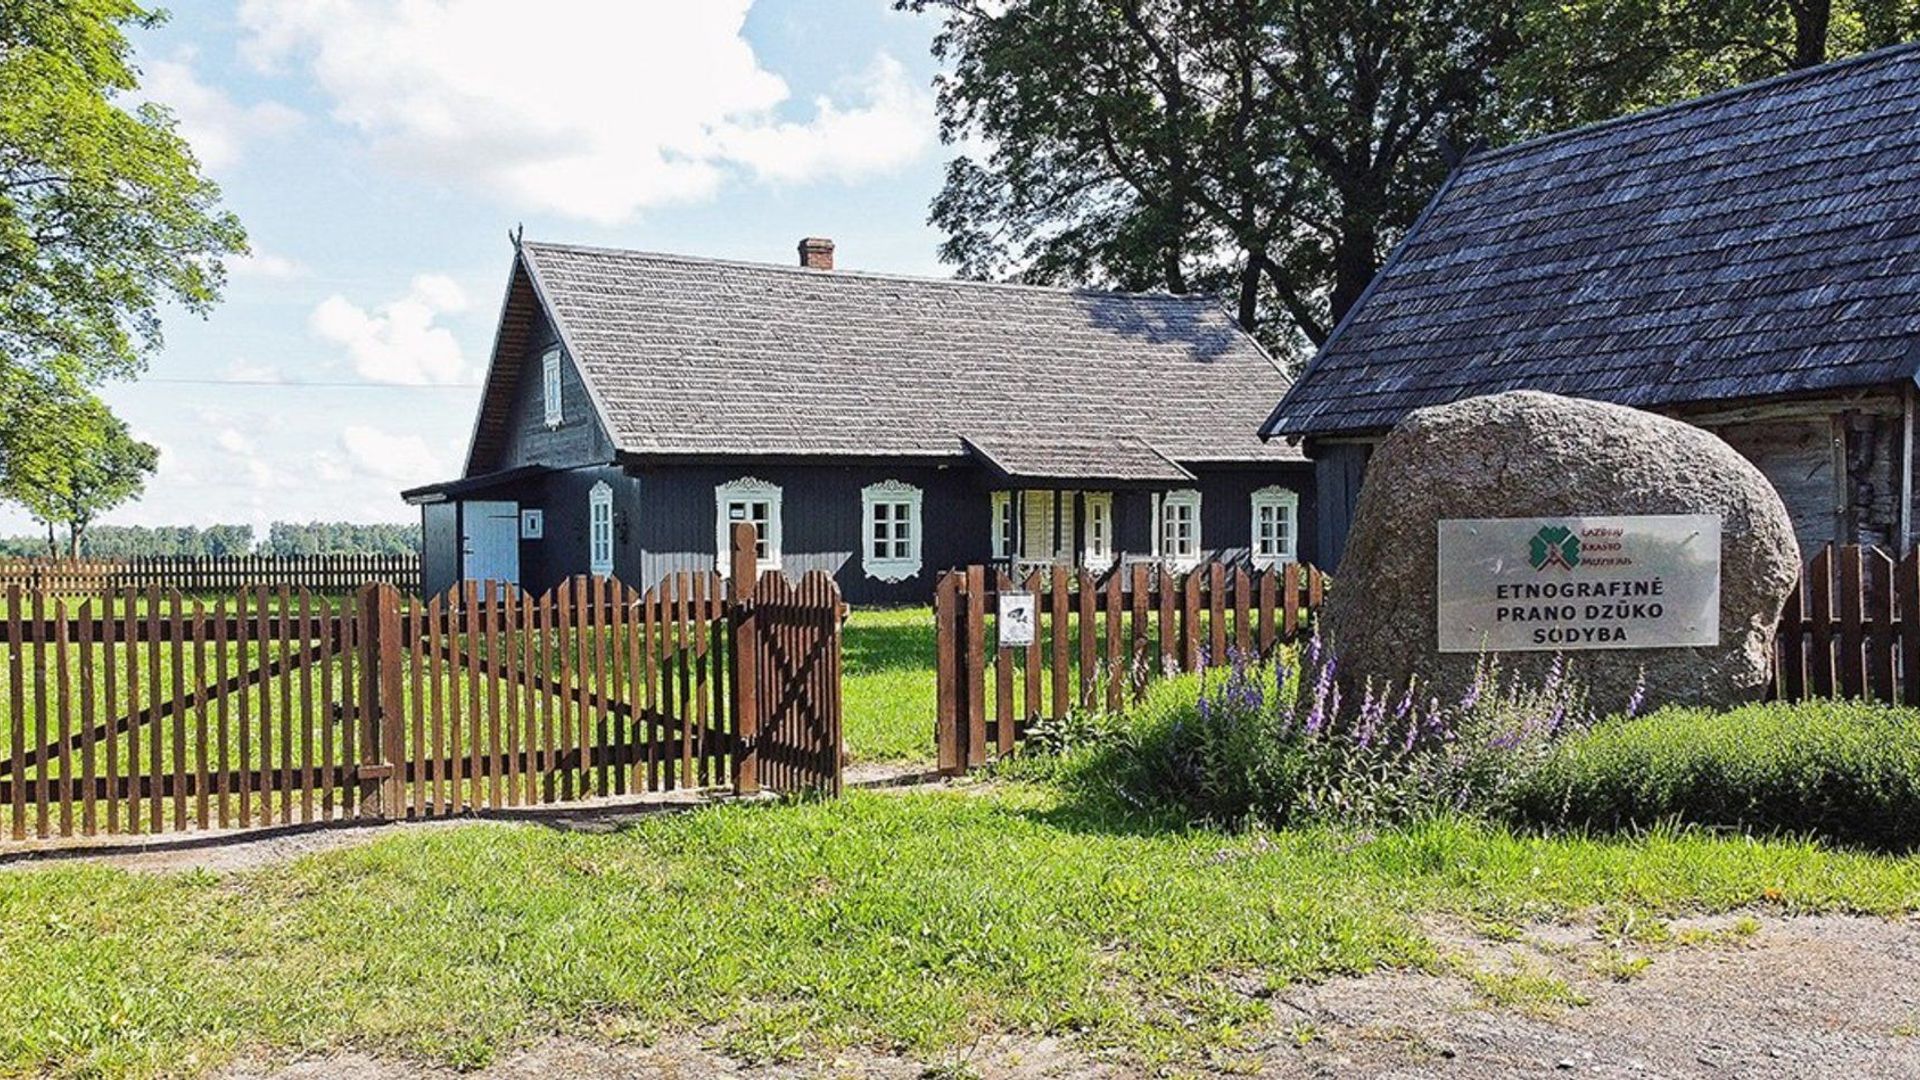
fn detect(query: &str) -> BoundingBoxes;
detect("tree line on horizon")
[0,522,421,560]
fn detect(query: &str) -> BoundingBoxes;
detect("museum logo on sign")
[1528,525,1580,571]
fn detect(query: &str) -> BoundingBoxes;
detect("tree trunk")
[1162,245,1188,293]
[1328,220,1382,329]
[1789,0,1830,69]
[1237,259,1261,332]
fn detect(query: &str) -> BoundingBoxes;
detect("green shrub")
[1506,700,1920,849]
[1069,649,1594,830]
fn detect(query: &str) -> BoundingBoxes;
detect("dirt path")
[0,764,938,875]
[221,912,1920,1078]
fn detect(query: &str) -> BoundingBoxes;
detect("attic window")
[541,348,563,429]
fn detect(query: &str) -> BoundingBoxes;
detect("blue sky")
[0,0,953,538]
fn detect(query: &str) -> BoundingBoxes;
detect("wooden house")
[1262,43,1920,568]
[405,237,1308,602]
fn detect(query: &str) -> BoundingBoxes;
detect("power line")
[142,377,483,389]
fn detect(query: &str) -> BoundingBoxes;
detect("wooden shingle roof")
[1263,42,1920,439]
[467,241,1300,478]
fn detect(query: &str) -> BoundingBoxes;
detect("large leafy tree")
[0,379,158,557]
[1,0,246,388]
[906,0,1919,362]
[906,0,1521,353]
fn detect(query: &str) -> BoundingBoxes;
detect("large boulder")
[1323,390,1800,712]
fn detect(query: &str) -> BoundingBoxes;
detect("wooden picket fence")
[934,560,1327,773]
[0,526,840,844]
[1774,543,1920,703]
[0,554,421,595]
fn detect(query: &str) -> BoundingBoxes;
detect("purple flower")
[1459,664,1486,712]
[1625,672,1647,718]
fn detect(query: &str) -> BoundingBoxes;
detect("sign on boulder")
[1436,514,1721,652]
[1322,391,1799,712]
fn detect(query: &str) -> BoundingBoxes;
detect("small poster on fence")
[998,593,1036,648]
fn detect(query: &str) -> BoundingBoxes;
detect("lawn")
[841,606,937,764]
[7,606,1920,1075]
[2,781,1918,1075]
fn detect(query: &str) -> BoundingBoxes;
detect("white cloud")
[139,50,302,170]
[236,0,933,223]
[308,274,471,385]
[339,425,447,486]
[214,428,255,455]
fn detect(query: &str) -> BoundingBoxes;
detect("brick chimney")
[797,237,835,270]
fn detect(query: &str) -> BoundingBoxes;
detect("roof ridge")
[1464,40,1920,170]
[517,238,1216,304]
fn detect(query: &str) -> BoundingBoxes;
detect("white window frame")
[1158,489,1202,570]
[861,480,923,582]
[1082,492,1115,570]
[541,348,564,429]
[715,476,782,573]
[587,481,614,578]
[990,491,1015,561]
[1250,485,1300,568]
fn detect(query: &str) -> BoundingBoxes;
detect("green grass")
[4,781,1920,1075]
[1509,700,1920,849]
[841,607,936,764]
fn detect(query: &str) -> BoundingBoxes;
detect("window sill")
[864,559,920,583]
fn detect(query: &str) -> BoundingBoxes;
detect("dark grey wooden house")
[405,237,1308,602]
[1263,42,1920,570]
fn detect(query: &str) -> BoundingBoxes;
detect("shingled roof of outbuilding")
[465,241,1300,479]
[1262,42,1920,440]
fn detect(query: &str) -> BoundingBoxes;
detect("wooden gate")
[2,525,842,843]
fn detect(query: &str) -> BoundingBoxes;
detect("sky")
[0,0,954,539]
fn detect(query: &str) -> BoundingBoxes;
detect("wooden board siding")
[1186,465,1319,569]
[1312,443,1371,571]
[492,301,617,472]
[1708,417,1842,552]
[623,463,979,605]
[425,461,1318,604]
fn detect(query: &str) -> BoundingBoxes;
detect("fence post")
[934,571,962,775]
[356,583,404,819]
[729,523,760,795]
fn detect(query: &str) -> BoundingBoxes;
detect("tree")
[904,0,1523,355]
[264,521,421,556]
[0,380,158,558]
[905,0,1919,363]
[1,0,247,391]
[1507,0,1920,133]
